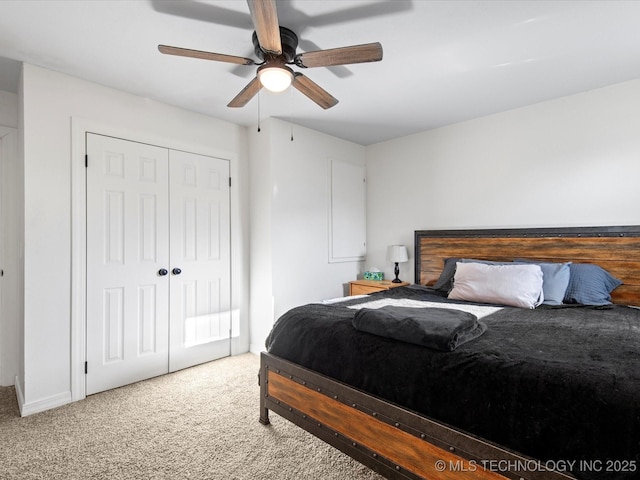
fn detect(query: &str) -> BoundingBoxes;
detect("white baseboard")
[14,351,257,417]
[17,383,72,417]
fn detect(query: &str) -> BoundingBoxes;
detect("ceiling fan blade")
[247,0,282,55]
[292,73,338,110]
[228,77,262,108]
[158,45,255,65]
[295,42,383,68]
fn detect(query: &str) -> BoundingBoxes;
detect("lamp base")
[392,262,402,283]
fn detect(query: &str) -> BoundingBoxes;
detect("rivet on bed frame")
[420,434,425,439]
[372,412,377,417]
[352,403,357,408]
[333,395,338,400]
[449,446,455,452]
[395,466,401,471]
[372,453,378,458]
[302,414,307,419]
[394,422,400,428]
[353,442,357,447]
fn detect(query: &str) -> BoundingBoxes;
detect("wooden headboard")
[414,225,640,306]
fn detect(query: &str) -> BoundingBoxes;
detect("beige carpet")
[0,353,383,479]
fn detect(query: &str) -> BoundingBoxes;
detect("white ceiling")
[2,0,640,145]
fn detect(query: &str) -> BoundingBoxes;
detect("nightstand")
[349,279,410,296]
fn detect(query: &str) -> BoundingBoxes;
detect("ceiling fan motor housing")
[252,26,298,62]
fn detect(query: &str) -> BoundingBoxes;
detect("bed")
[259,226,640,480]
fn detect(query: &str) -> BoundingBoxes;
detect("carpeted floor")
[0,353,383,479]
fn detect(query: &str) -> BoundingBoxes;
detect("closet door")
[168,150,231,372]
[86,133,170,395]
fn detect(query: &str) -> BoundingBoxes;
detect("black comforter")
[265,285,640,480]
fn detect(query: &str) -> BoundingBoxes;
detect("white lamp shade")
[258,66,294,93]
[387,245,408,263]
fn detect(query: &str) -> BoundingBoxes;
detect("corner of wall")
[247,119,275,354]
[14,374,24,415]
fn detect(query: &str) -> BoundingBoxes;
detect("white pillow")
[448,262,544,309]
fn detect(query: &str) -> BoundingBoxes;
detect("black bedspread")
[265,286,640,480]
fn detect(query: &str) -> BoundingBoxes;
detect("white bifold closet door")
[168,149,231,372]
[86,133,230,395]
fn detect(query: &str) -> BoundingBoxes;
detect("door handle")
[172,268,182,275]
[158,268,168,276]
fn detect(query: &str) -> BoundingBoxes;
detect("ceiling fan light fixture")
[257,64,294,93]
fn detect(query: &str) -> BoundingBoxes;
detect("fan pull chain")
[290,86,294,142]
[257,89,261,133]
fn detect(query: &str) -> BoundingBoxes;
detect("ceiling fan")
[158,0,383,109]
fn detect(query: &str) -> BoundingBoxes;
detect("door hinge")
[84,361,88,374]
[85,154,88,168]
[229,177,232,187]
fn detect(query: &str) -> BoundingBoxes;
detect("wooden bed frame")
[259,225,640,480]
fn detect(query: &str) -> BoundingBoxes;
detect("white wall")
[20,64,250,414]
[0,91,18,128]
[249,118,366,353]
[1,89,21,386]
[248,120,273,354]
[365,79,640,281]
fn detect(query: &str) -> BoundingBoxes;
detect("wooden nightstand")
[349,279,410,296]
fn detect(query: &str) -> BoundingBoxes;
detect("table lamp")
[387,245,408,283]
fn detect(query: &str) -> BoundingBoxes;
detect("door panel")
[86,133,170,395]
[168,150,231,372]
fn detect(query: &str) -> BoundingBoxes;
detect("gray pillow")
[514,260,571,306]
[563,263,622,305]
[433,258,510,293]
[432,257,460,292]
